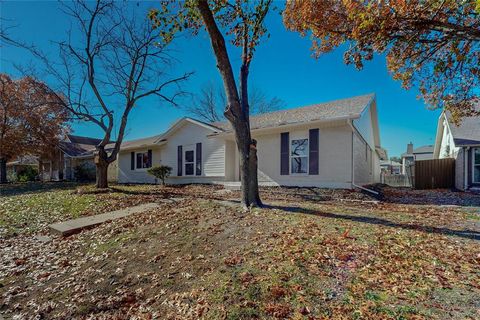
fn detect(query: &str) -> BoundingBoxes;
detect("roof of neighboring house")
[446,109,480,146]
[212,93,375,131]
[66,134,103,145]
[380,160,401,166]
[6,155,39,166]
[59,134,114,158]
[401,145,434,158]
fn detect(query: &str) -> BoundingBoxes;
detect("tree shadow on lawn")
[0,181,83,197]
[264,204,480,241]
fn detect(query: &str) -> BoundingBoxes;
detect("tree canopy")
[284,0,480,122]
[0,74,69,182]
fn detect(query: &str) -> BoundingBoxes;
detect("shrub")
[147,165,172,185]
[17,166,38,182]
[74,163,96,182]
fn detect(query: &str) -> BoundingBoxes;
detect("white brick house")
[117,94,386,189]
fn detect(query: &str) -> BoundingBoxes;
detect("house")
[380,159,401,175]
[6,155,39,181]
[118,94,386,189]
[400,142,434,174]
[39,134,117,182]
[433,107,480,191]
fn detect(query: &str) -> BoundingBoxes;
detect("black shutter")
[130,152,135,170]
[177,146,183,176]
[196,143,202,176]
[309,129,319,175]
[148,149,152,168]
[468,148,472,186]
[280,132,289,175]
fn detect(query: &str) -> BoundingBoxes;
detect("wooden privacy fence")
[414,158,455,189]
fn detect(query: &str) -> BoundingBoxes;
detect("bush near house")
[147,165,172,185]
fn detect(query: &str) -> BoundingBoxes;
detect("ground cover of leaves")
[0,183,479,319]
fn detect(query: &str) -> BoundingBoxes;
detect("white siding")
[118,120,226,184]
[353,132,374,185]
[118,148,161,184]
[353,104,375,149]
[439,118,459,159]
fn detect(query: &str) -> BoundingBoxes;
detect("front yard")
[1,183,479,319]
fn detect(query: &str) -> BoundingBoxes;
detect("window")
[474,148,480,183]
[136,151,151,169]
[185,150,195,175]
[291,138,308,174]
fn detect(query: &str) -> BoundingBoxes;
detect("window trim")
[473,148,480,183]
[135,150,151,171]
[290,137,309,175]
[184,146,196,176]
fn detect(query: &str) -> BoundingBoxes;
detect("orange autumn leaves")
[284,0,480,123]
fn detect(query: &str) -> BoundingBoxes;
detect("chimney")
[407,142,413,154]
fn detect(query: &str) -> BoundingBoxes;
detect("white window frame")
[184,146,196,176]
[135,150,151,171]
[473,148,480,183]
[290,136,309,175]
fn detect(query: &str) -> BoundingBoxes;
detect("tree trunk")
[197,0,262,208]
[0,157,7,184]
[95,148,109,188]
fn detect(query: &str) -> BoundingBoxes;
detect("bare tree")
[187,82,284,123]
[26,0,191,188]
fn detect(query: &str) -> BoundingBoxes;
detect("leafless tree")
[187,82,284,123]
[28,0,191,188]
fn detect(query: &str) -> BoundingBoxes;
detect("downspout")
[348,120,379,195]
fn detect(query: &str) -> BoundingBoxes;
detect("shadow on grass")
[264,204,480,241]
[0,181,83,197]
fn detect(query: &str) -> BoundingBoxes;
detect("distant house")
[400,143,434,174]
[6,155,39,180]
[433,107,480,191]
[39,134,117,182]
[118,94,387,188]
[380,159,401,175]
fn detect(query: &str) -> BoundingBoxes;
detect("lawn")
[0,183,479,319]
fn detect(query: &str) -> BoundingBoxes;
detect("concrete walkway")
[49,202,161,236]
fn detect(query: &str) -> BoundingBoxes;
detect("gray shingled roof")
[401,145,434,157]
[120,134,164,150]
[447,106,480,146]
[212,93,375,131]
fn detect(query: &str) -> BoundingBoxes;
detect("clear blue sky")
[1,1,441,158]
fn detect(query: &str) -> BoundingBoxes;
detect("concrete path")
[49,202,161,236]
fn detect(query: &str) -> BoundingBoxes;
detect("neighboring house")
[118,94,386,189]
[6,155,39,180]
[400,143,434,174]
[380,159,401,175]
[39,134,117,182]
[433,108,480,191]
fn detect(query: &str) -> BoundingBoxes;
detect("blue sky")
[1,1,441,158]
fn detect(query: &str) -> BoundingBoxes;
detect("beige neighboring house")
[39,134,117,182]
[400,143,434,174]
[6,155,39,180]
[118,94,386,189]
[433,107,480,191]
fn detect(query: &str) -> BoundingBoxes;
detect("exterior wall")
[454,148,465,190]
[118,147,161,184]
[438,118,459,159]
[353,131,374,185]
[224,140,236,181]
[251,122,353,188]
[118,121,226,184]
[414,152,434,161]
[353,104,375,148]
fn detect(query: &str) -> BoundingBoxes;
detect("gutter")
[208,114,359,138]
[348,120,379,196]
